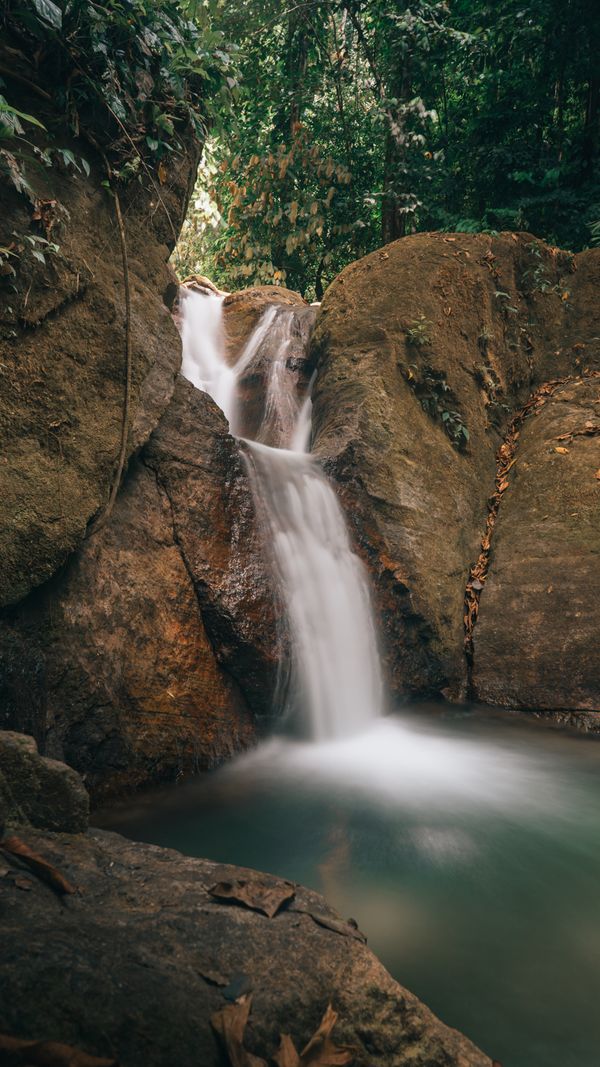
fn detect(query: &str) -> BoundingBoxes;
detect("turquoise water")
[96,706,600,1067]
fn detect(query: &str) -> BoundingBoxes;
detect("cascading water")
[179,287,383,739]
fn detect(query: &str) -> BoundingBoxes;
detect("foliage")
[406,315,433,347]
[175,0,600,296]
[0,0,235,183]
[404,361,470,449]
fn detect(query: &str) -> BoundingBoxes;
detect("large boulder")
[0,86,199,607]
[0,379,280,800]
[0,825,493,1067]
[311,233,600,708]
[472,376,600,713]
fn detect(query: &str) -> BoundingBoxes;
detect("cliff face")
[0,380,281,800]
[0,80,287,796]
[0,85,199,607]
[311,233,600,713]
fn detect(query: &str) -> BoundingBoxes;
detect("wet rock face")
[222,284,307,361]
[0,380,279,801]
[222,285,314,444]
[311,232,600,710]
[0,825,493,1067]
[0,88,199,608]
[473,377,600,711]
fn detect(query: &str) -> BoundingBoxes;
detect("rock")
[0,87,199,607]
[472,377,600,711]
[144,378,283,716]
[310,232,600,704]
[223,284,306,361]
[0,379,280,800]
[0,731,88,832]
[0,826,493,1067]
[221,285,314,444]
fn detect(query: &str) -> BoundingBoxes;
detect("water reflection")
[96,707,600,1067]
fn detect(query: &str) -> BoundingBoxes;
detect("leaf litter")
[211,997,354,1067]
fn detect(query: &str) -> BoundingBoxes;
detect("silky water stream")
[99,289,600,1067]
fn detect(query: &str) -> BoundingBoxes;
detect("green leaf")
[0,98,46,131]
[32,0,62,30]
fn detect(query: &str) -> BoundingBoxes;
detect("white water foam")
[179,288,383,739]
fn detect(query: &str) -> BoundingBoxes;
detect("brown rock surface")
[0,88,199,607]
[472,377,600,711]
[310,232,600,703]
[0,379,279,800]
[0,825,493,1067]
[222,285,314,443]
[0,731,88,833]
[222,284,306,361]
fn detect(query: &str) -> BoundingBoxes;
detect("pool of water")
[96,706,600,1067]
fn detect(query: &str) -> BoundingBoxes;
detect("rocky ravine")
[0,733,493,1067]
[2,229,599,802]
[311,231,600,716]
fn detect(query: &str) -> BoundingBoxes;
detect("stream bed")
[96,704,600,1067]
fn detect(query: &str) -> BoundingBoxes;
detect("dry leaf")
[211,996,267,1067]
[157,161,167,184]
[0,1034,117,1066]
[274,1034,301,1067]
[300,1005,353,1066]
[13,875,34,891]
[209,878,295,918]
[0,837,76,896]
[296,909,366,943]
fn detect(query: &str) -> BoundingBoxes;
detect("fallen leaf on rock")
[223,974,253,1002]
[274,1034,301,1067]
[209,878,295,918]
[0,1034,117,1065]
[299,1004,353,1066]
[274,1006,353,1067]
[295,908,366,943]
[211,995,267,1067]
[13,875,34,891]
[0,837,76,896]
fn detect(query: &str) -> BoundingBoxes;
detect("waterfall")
[179,287,383,739]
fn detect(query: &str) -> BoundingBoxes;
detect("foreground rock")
[0,379,280,800]
[311,232,600,711]
[0,824,493,1067]
[473,377,600,712]
[0,86,199,608]
[0,731,88,834]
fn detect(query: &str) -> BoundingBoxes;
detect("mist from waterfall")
[179,287,383,739]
